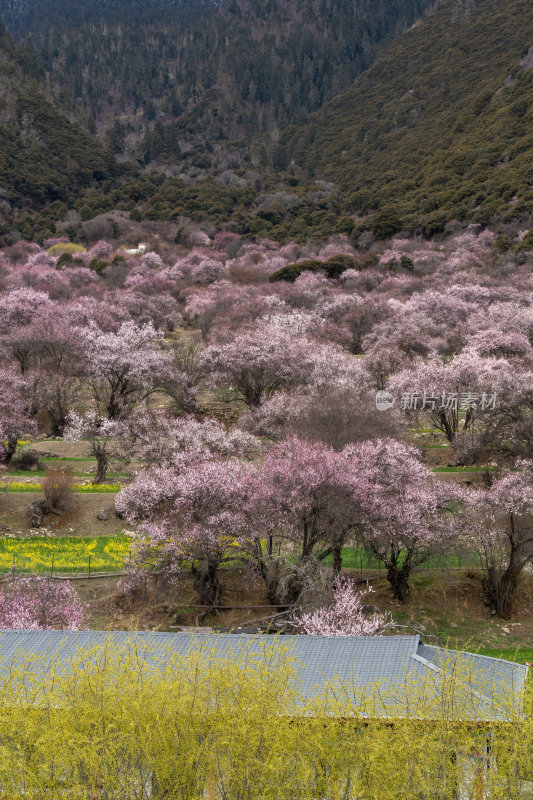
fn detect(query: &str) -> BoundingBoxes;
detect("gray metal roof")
[417,642,528,698]
[415,642,529,717]
[0,631,527,719]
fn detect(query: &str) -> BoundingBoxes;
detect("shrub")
[269,255,360,282]
[323,254,361,277]
[335,215,355,234]
[269,258,322,282]
[26,500,47,529]
[56,251,75,268]
[371,206,403,240]
[10,449,43,471]
[494,234,514,251]
[400,254,414,271]
[0,639,528,797]
[42,465,73,513]
[46,242,87,256]
[419,211,448,238]
[89,257,108,275]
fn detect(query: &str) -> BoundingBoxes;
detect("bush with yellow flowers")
[0,635,530,798]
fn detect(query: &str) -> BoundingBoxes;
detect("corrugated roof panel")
[0,632,526,719]
[417,642,529,698]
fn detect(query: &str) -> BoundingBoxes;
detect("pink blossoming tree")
[201,327,315,406]
[117,459,257,608]
[117,411,259,472]
[249,437,362,605]
[459,464,533,617]
[79,321,186,419]
[388,352,513,443]
[344,439,457,601]
[0,576,86,630]
[0,367,36,463]
[64,411,125,484]
[294,578,390,636]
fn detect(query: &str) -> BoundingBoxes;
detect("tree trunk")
[106,384,123,420]
[482,559,525,618]
[437,410,455,443]
[332,546,343,578]
[448,750,459,800]
[49,406,67,438]
[27,499,47,528]
[93,451,108,485]
[49,416,63,438]
[258,555,301,608]
[387,564,411,602]
[3,437,17,465]
[49,388,68,437]
[192,562,222,610]
[107,399,120,420]
[482,516,528,618]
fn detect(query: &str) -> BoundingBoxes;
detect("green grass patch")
[4,482,121,493]
[432,466,497,473]
[9,468,126,480]
[0,535,132,574]
[411,575,436,590]
[474,647,533,667]
[326,547,479,571]
[8,470,47,478]
[74,483,121,493]
[8,470,97,478]
[41,456,97,462]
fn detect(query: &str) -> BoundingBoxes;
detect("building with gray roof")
[0,631,527,720]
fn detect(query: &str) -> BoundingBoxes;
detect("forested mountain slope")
[7,0,436,167]
[0,0,217,32]
[285,0,533,235]
[0,20,119,223]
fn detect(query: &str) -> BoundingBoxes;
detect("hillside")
[0,0,217,32]
[12,0,436,168]
[5,0,533,244]
[285,0,533,235]
[0,20,120,234]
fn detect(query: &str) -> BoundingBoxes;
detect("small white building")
[123,242,149,255]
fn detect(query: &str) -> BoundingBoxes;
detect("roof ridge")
[411,651,441,674]
[423,643,529,670]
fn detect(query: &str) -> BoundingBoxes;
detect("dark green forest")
[17,0,435,164]
[1,0,533,244]
[0,20,120,226]
[285,0,533,235]
[0,0,216,32]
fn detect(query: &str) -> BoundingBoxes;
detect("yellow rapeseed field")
[0,536,132,573]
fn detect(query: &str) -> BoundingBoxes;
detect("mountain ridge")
[284,0,533,234]
[0,0,218,32]
[0,19,121,237]
[9,0,436,168]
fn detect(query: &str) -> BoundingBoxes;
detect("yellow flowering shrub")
[0,636,529,798]
[46,242,87,255]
